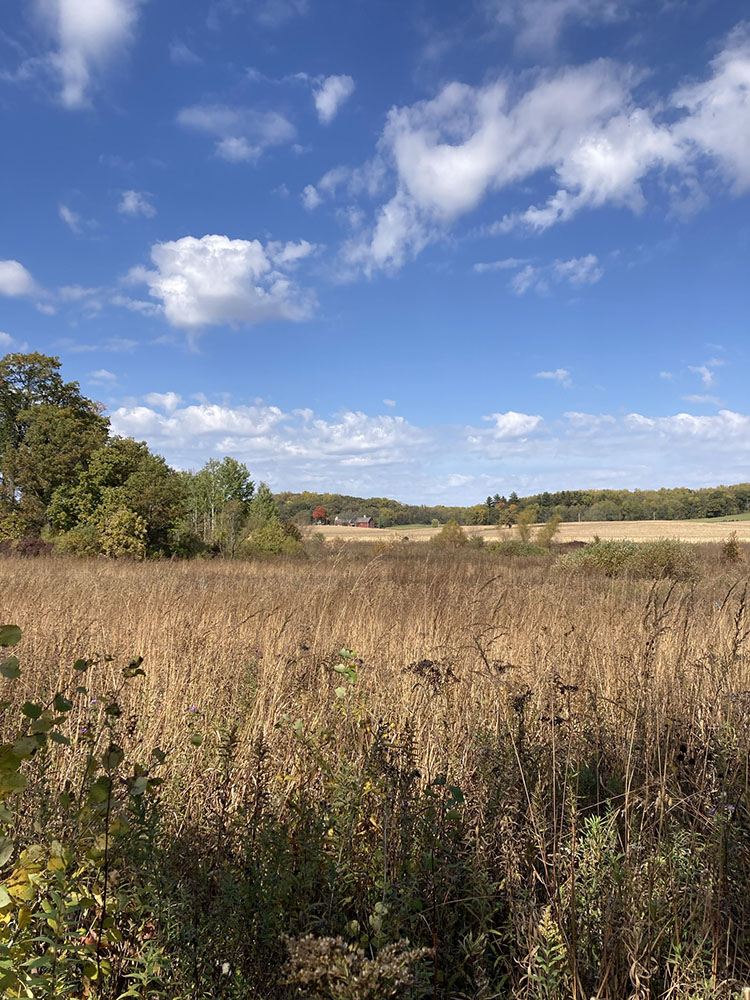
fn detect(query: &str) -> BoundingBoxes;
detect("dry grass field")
[312,518,750,544]
[2,544,750,997]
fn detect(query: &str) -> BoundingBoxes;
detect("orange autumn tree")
[312,505,327,524]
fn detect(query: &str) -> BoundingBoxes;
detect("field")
[2,543,750,998]
[313,518,750,544]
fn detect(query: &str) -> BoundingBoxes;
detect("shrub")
[558,538,698,580]
[536,514,562,548]
[515,506,537,543]
[722,530,743,563]
[433,518,467,548]
[468,532,486,549]
[13,537,53,558]
[243,518,304,556]
[53,523,102,557]
[99,506,148,559]
[487,539,550,557]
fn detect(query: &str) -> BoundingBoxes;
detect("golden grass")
[3,545,749,806]
[311,519,750,544]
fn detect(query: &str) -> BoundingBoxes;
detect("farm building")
[334,514,376,527]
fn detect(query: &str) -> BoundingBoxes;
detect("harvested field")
[310,517,750,544]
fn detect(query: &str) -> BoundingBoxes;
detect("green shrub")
[243,518,304,556]
[722,530,743,563]
[558,537,698,580]
[488,539,550,557]
[53,523,102,557]
[433,518,467,548]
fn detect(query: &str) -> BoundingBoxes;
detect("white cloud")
[130,234,315,335]
[486,0,624,52]
[688,364,718,388]
[682,394,720,405]
[485,411,544,439]
[0,331,30,352]
[332,24,750,274]
[33,0,145,108]
[143,391,183,413]
[564,411,616,429]
[536,368,572,387]
[673,23,750,194]
[383,398,397,408]
[0,260,38,298]
[552,253,602,285]
[625,410,750,441]
[59,203,81,233]
[177,104,295,162]
[501,254,603,296]
[301,184,323,210]
[118,189,156,217]
[88,368,117,384]
[109,399,428,476]
[313,74,355,124]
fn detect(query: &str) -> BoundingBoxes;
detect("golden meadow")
[1,538,750,998]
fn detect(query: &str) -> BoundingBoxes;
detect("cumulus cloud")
[129,234,316,335]
[536,368,572,387]
[313,74,355,124]
[33,0,145,108]
[0,260,39,298]
[330,24,750,274]
[110,397,429,478]
[118,189,156,217]
[486,411,544,438]
[177,104,295,162]
[301,184,323,210]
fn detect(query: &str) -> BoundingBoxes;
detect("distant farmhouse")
[334,515,376,528]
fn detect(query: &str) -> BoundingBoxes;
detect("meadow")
[2,537,750,998]
[313,519,750,544]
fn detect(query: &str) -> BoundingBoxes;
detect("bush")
[487,539,550,557]
[243,518,304,556]
[468,533,485,549]
[722,530,743,563]
[433,518,467,548]
[13,537,53,558]
[53,523,102,557]
[558,538,698,580]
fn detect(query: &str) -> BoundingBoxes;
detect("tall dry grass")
[2,543,750,997]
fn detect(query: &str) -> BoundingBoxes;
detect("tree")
[0,353,108,535]
[433,518,468,548]
[312,505,327,524]
[248,482,278,526]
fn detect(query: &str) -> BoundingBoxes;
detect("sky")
[1,0,749,505]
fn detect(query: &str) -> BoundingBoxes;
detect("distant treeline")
[277,483,750,528]
[3,352,748,559]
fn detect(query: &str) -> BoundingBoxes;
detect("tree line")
[1,352,746,558]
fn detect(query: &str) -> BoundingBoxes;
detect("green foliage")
[515,505,538,543]
[433,517,468,548]
[99,505,148,559]
[53,523,102,557]
[487,538,550,557]
[536,513,562,548]
[243,517,303,556]
[558,537,699,580]
[248,481,278,526]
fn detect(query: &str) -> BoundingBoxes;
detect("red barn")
[355,516,375,528]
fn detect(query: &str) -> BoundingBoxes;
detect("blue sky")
[1,0,749,504]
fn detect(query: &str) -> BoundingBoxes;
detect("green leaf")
[53,693,73,713]
[0,626,21,648]
[104,702,122,718]
[73,659,89,672]
[190,732,202,747]
[102,745,124,770]
[0,836,13,867]
[0,771,26,796]
[0,658,20,680]
[88,776,112,804]
[335,686,347,700]
[0,886,11,909]
[49,732,70,746]
[128,776,148,796]
[21,702,42,720]
[449,785,465,804]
